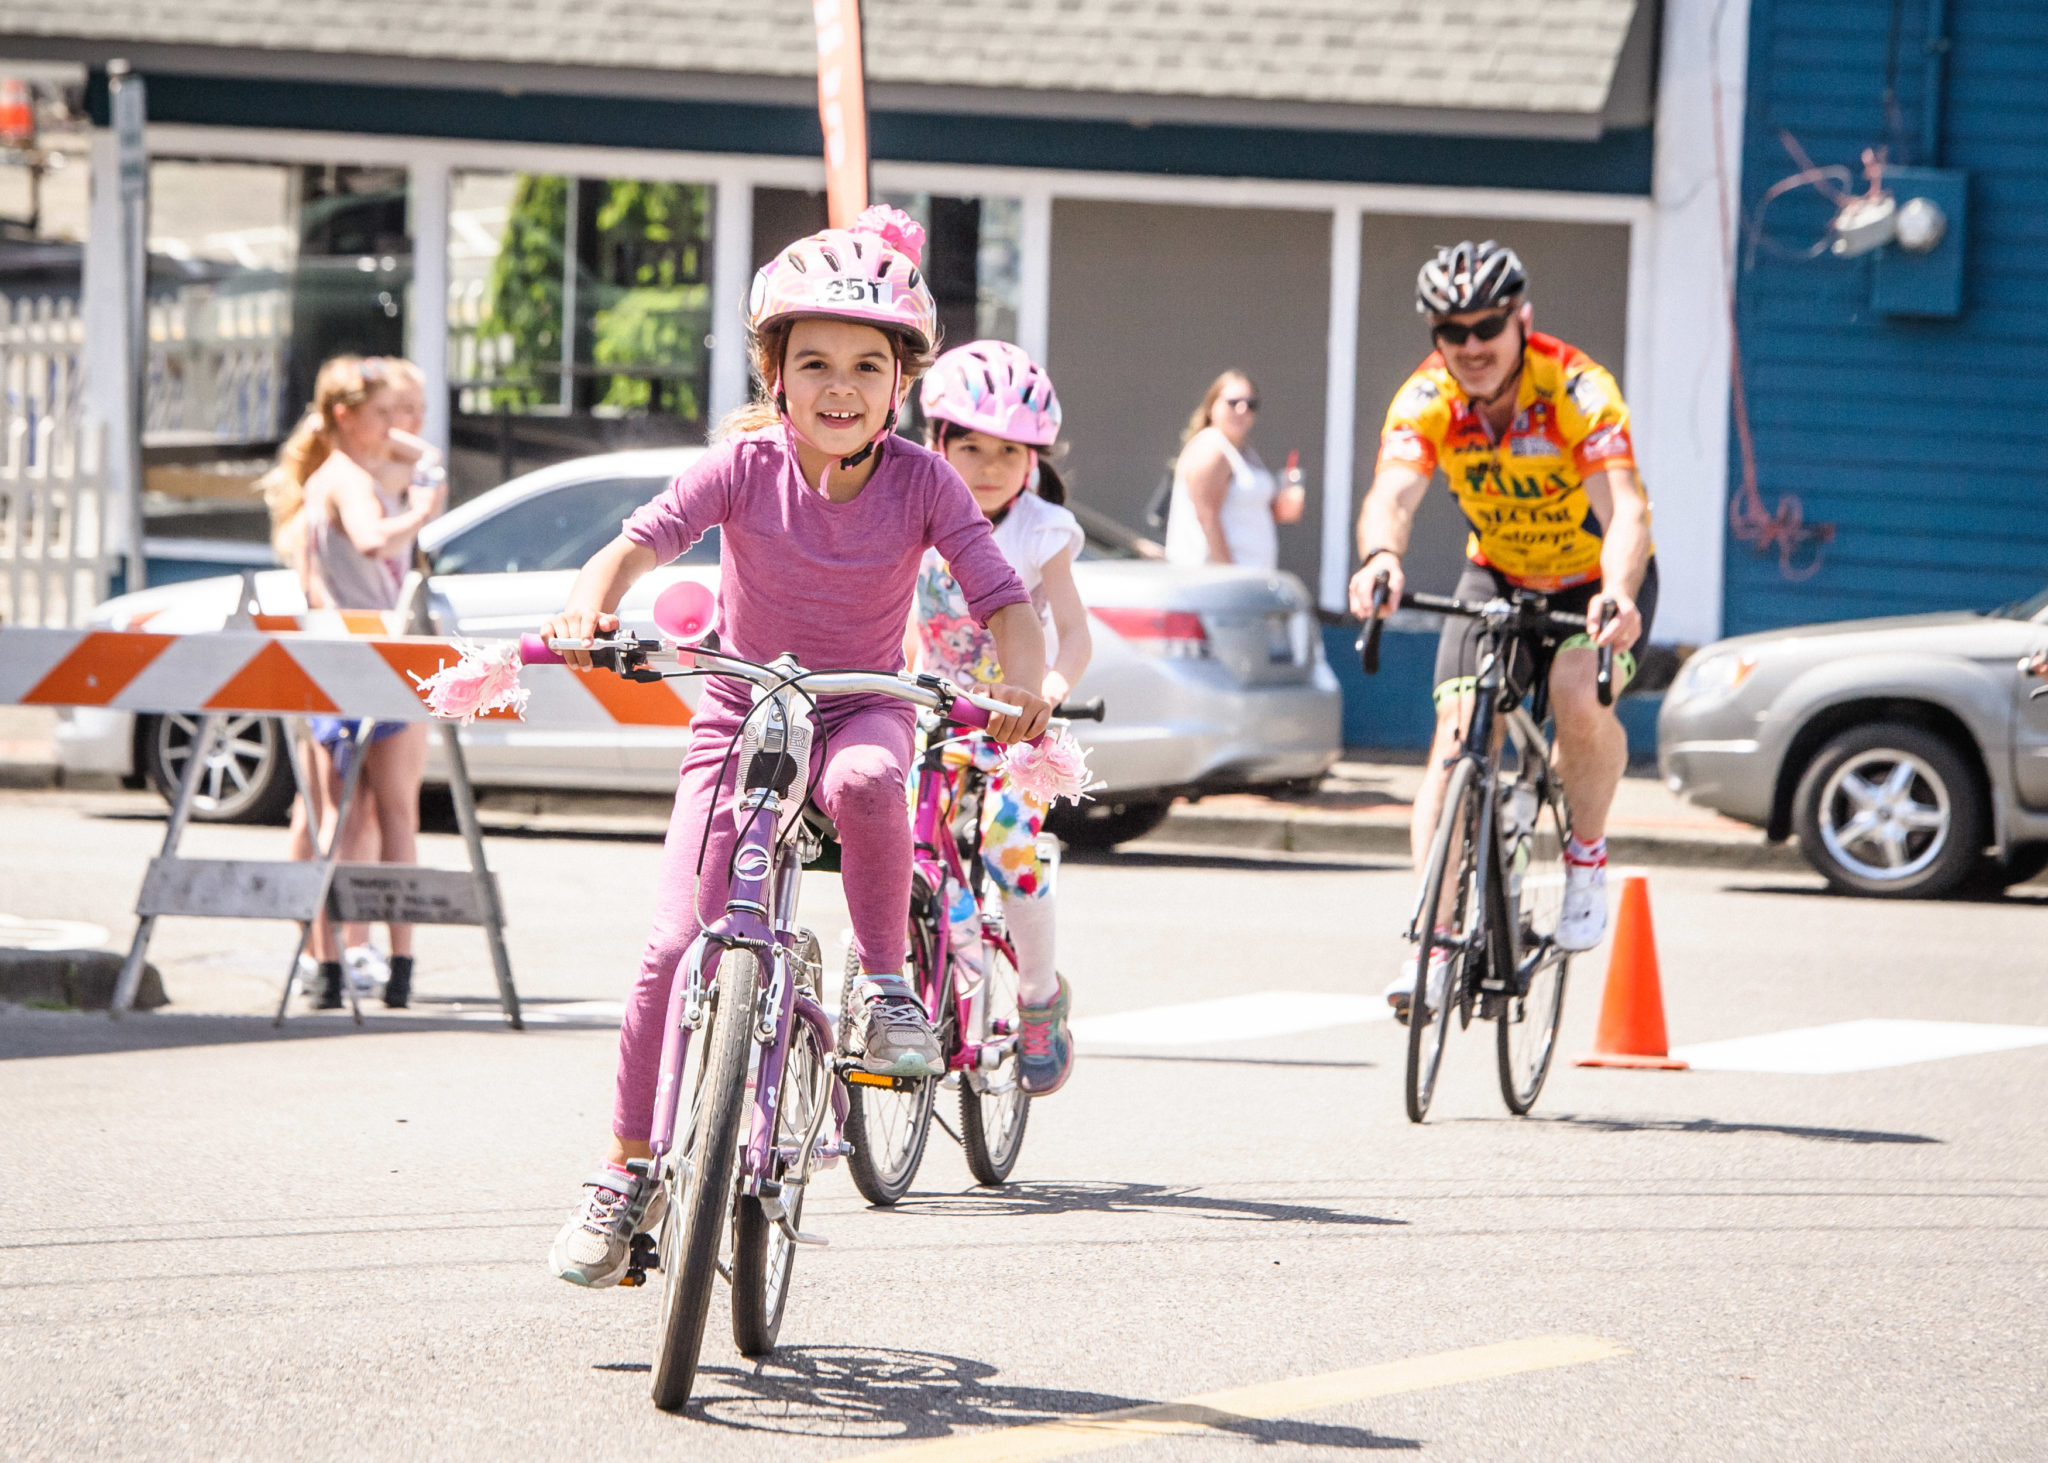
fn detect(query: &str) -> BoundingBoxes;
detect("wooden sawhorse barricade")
[1,606,524,1028]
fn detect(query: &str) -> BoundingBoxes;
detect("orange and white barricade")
[0,619,697,1026]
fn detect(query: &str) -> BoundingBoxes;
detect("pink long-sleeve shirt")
[622,427,1029,700]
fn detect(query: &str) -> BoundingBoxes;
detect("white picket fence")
[0,286,292,626]
[0,416,111,629]
[146,285,291,444]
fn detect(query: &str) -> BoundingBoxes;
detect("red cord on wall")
[1709,1,1836,582]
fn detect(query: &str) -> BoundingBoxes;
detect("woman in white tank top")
[1163,370,1303,570]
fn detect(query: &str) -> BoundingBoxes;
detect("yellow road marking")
[835,1333,1626,1461]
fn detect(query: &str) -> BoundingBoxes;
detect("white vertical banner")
[407,159,452,458]
[109,63,148,591]
[1016,188,1053,366]
[1319,203,1363,613]
[707,173,754,427]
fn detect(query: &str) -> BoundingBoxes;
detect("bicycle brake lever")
[1594,600,1617,708]
[1357,571,1391,675]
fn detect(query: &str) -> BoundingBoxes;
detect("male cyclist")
[1348,241,1655,1020]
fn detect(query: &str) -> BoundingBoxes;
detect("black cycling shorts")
[1430,557,1659,709]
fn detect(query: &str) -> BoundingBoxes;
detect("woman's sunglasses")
[1222,396,1260,411]
[1429,311,1515,347]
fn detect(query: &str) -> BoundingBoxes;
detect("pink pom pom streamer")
[410,639,530,724]
[852,204,925,266]
[1002,730,1092,805]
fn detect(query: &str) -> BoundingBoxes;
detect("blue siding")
[1727,0,2048,636]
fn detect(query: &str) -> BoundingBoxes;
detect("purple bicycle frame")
[909,728,1021,1079]
[644,805,845,1194]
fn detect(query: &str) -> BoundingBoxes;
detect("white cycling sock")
[1004,893,1060,1006]
[1565,833,1607,868]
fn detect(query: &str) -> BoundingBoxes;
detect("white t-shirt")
[915,489,1084,685]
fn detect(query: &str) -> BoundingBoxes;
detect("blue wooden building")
[1728,0,2048,636]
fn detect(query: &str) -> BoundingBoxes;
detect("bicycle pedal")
[844,1069,922,1090]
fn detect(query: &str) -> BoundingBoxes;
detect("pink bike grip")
[953,692,1052,748]
[518,633,565,665]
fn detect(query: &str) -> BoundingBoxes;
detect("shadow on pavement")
[883,1178,1406,1226]
[1065,846,1405,875]
[0,999,613,1060]
[608,1344,1417,1448]
[1720,880,2048,907]
[1087,1051,1375,1070]
[1488,1112,1942,1145]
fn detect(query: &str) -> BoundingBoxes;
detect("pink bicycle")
[842,697,1103,1204]
[515,585,1084,1412]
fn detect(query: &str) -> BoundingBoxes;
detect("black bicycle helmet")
[1415,240,1528,315]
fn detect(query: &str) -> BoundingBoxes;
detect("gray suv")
[1658,589,2048,898]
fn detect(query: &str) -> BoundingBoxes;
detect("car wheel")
[141,712,297,825]
[1044,797,1173,849]
[1792,722,1983,898]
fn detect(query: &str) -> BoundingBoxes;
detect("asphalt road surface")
[2,788,2044,1460]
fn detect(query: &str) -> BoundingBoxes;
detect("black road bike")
[1359,575,1615,1122]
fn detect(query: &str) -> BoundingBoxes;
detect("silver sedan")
[58,448,1341,845]
[1658,589,2048,897]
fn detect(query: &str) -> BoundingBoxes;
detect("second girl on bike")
[544,207,1052,1287]
[912,340,1091,1095]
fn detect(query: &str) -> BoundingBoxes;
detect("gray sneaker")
[851,974,944,1078]
[548,1166,667,1288]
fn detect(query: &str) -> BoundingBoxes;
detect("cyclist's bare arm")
[1578,467,1651,647]
[542,536,658,669]
[1347,462,1431,619]
[983,601,1053,743]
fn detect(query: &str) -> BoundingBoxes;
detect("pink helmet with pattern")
[747,205,937,355]
[920,339,1063,447]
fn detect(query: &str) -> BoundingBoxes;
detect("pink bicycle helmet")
[747,205,937,355]
[920,339,1062,447]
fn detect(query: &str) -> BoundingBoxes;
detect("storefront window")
[449,170,711,493]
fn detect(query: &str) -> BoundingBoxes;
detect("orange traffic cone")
[1574,874,1688,1070]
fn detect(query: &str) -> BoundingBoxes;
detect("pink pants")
[613,694,915,1141]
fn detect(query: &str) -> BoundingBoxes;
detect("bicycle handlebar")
[1355,586,1621,699]
[1054,698,1106,721]
[519,632,1061,739]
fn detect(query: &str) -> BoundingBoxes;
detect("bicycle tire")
[730,932,827,1357]
[1497,767,1571,1115]
[958,929,1030,1186]
[650,946,758,1413]
[839,887,938,1206]
[1407,759,1478,1124]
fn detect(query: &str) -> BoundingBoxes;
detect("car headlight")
[1672,650,1757,703]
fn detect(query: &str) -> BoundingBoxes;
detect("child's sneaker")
[850,973,944,1078]
[548,1165,667,1288]
[343,944,388,996]
[1017,976,1074,1095]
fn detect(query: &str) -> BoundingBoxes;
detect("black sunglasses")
[1222,395,1259,411]
[1430,311,1515,347]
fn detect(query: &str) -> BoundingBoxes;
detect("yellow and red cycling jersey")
[1376,331,1651,591]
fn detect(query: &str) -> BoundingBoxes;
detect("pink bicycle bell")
[653,579,716,645]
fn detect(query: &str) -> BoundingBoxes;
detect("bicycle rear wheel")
[651,946,758,1412]
[731,933,827,1357]
[959,927,1030,1186]
[839,887,938,1206]
[1407,759,1477,1124]
[1497,770,1571,1114]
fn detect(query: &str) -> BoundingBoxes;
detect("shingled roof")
[0,1,1650,138]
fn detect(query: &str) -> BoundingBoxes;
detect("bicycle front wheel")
[1407,759,1477,1124]
[1497,770,1571,1114]
[839,894,938,1206]
[731,932,828,1357]
[650,946,758,1413]
[959,928,1030,1186]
